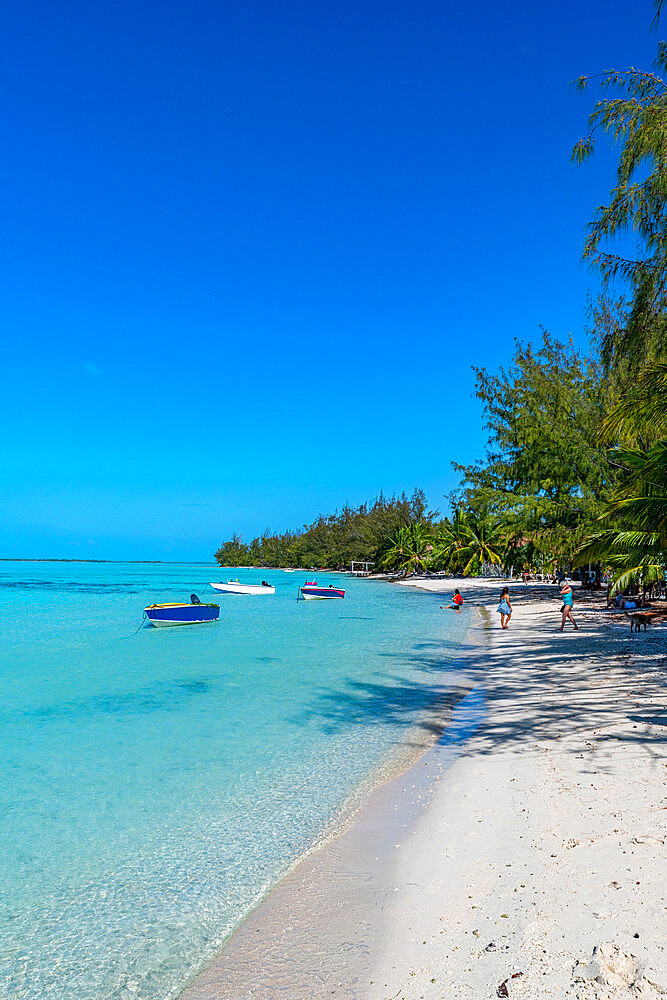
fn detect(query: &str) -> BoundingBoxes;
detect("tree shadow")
[466,607,666,758]
[297,673,475,744]
[298,604,667,760]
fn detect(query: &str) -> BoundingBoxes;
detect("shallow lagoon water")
[0,562,469,1000]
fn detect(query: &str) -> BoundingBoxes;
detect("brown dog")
[624,610,649,632]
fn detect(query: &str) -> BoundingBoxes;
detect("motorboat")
[209,580,275,595]
[144,594,220,627]
[298,581,345,600]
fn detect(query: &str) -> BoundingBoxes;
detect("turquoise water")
[0,562,469,1000]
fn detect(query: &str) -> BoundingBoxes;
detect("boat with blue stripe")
[144,594,220,627]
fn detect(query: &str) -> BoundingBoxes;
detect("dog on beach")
[624,609,649,632]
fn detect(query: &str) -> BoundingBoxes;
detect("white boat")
[209,580,275,595]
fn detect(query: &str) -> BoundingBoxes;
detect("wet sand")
[180,579,666,999]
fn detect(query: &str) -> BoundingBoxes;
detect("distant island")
[0,558,164,563]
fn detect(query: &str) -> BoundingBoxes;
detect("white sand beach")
[182,578,666,1000]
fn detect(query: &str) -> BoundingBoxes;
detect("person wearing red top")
[441,589,463,610]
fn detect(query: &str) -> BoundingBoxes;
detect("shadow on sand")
[299,583,667,759]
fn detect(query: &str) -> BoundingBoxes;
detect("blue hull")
[145,603,220,627]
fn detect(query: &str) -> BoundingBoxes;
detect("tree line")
[217,16,667,590]
[214,490,436,569]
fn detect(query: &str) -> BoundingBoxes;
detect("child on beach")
[559,581,578,631]
[441,589,463,611]
[497,587,512,629]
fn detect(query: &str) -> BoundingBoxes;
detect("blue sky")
[0,0,659,560]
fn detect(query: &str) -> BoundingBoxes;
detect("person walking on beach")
[559,580,578,631]
[497,586,512,629]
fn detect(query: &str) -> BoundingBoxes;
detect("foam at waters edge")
[0,562,470,1000]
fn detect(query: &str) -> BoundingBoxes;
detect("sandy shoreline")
[181,578,666,1000]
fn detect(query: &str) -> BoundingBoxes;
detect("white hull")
[209,582,275,595]
[150,618,218,627]
[300,593,341,600]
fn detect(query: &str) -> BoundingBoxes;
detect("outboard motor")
[190,593,202,605]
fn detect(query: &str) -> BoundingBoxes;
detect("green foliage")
[216,493,508,577]
[573,47,667,378]
[214,533,250,566]
[214,489,436,568]
[448,512,503,576]
[574,369,667,590]
[453,330,612,564]
[568,32,667,589]
[601,361,667,444]
[429,508,470,571]
[380,511,504,577]
[381,523,434,576]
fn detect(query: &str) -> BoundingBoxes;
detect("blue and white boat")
[144,594,220,627]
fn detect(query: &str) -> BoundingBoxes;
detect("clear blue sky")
[0,0,659,560]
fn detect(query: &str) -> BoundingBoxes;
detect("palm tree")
[449,513,503,576]
[575,443,667,592]
[381,523,434,576]
[574,363,667,591]
[601,363,667,443]
[429,521,457,572]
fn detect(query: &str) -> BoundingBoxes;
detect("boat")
[144,594,220,627]
[209,580,275,595]
[298,580,346,601]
